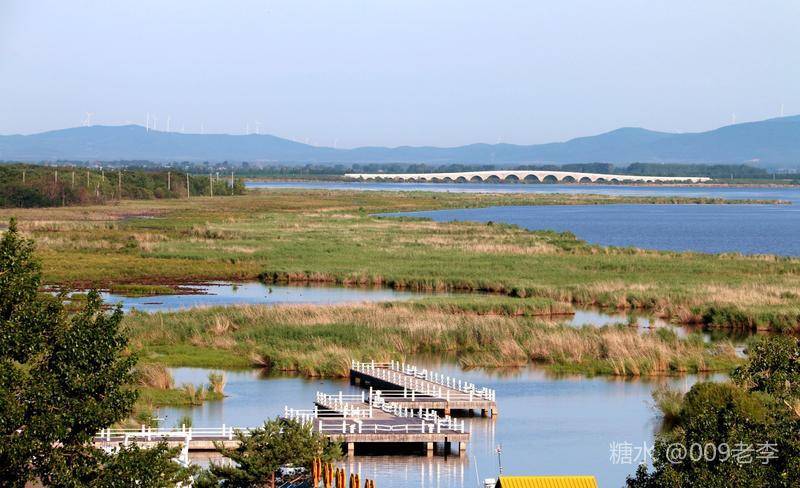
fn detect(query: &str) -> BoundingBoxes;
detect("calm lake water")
[386,203,800,255]
[98,282,427,313]
[248,181,800,255]
[161,364,722,488]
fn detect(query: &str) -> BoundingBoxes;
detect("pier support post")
[458,442,466,456]
[491,407,498,417]
[426,442,434,456]
[347,442,355,456]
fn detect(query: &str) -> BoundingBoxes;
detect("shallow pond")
[97,282,429,313]
[160,364,724,488]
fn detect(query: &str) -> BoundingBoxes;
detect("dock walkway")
[349,361,497,416]
[283,391,468,454]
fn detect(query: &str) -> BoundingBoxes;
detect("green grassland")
[3,189,796,332]
[124,302,742,377]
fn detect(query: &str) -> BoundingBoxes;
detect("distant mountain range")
[2,115,800,167]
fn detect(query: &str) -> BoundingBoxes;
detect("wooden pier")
[94,361,496,458]
[93,425,241,452]
[283,390,469,455]
[349,361,497,417]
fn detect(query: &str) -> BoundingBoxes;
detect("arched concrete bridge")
[344,170,710,184]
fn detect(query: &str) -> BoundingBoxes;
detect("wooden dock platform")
[283,391,469,455]
[93,425,241,452]
[349,361,497,416]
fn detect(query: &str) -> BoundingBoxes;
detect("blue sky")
[1,0,798,147]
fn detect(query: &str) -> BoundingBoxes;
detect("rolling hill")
[2,115,800,166]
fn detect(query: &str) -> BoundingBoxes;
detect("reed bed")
[125,302,741,377]
[2,190,798,332]
[135,363,174,390]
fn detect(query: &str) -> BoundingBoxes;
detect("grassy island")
[1,188,797,379]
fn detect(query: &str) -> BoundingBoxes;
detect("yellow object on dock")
[495,475,598,488]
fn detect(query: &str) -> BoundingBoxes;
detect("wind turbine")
[146,112,150,132]
[166,116,171,132]
[84,112,94,127]
[152,116,158,131]
[254,121,261,135]
[781,104,785,117]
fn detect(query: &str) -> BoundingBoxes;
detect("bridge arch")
[504,174,520,183]
[469,175,483,182]
[485,175,502,183]
[456,176,468,183]
[579,176,592,183]
[561,175,577,183]
[523,174,540,183]
[542,174,558,184]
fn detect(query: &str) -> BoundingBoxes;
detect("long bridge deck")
[345,170,710,184]
[349,361,497,416]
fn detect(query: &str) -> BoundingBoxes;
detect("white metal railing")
[314,417,465,435]
[288,389,467,435]
[96,424,244,443]
[283,404,373,421]
[351,360,496,401]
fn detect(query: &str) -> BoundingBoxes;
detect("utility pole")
[87,170,90,187]
[118,170,122,199]
[209,173,213,197]
[167,171,171,191]
[230,170,234,195]
[22,169,25,184]
[186,173,190,198]
[71,171,75,188]
[55,169,58,184]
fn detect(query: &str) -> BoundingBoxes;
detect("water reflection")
[161,364,723,488]
[94,282,429,313]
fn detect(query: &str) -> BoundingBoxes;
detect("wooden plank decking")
[349,361,498,416]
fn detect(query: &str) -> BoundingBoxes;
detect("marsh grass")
[136,363,174,389]
[125,302,741,377]
[109,284,176,296]
[208,371,227,395]
[4,190,798,332]
[652,387,686,429]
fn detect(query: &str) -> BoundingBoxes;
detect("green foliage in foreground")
[0,220,192,486]
[197,418,341,488]
[628,336,800,488]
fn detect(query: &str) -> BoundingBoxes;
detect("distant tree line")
[0,164,246,208]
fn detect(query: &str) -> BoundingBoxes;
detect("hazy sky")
[1,0,799,147]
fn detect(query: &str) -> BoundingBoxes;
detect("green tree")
[732,335,799,402]
[202,418,341,487]
[0,219,192,486]
[627,336,800,488]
